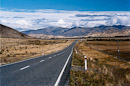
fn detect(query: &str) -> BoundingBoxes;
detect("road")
[0,41,76,86]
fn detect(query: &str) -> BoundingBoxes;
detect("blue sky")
[1,0,130,11]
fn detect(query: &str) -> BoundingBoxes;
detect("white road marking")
[40,60,45,62]
[54,48,73,86]
[20,65,30,70]
[49,57,52,59]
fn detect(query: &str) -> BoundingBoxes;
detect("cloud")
[15,20,28,25]
[13,17,24,18]
[0,8,130,31]
[0,19,8,23]
[57,19,65,24]
[75,14,111,17]
[106,15,130,26]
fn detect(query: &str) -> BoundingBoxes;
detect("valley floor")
[0,38,73,65]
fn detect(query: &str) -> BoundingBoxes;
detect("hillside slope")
[0,24,29,38]
[88,29,130,37]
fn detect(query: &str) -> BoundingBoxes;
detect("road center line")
[20,65,30,70]
[49,57,52,59]
[40,60,45,62]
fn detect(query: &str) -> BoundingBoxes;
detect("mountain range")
[22,25,130,37]
[1,24,130,39]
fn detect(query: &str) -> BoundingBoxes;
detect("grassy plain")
[0,38,73,65]
[70,40,130,86]
[86,41,130,61]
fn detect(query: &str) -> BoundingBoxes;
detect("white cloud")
[0,9,130,31]
[106,15,130,26]
[1,19,8,23]
[57,19,65,24]
[15,20,28,25]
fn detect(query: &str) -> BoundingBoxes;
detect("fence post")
[84,56,87,71]
[75,49,78,54]
[117,40,120,59]
[42,52,44,55]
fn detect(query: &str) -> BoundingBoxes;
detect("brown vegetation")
[86,41,130,61]
[0,38,73,65]
[70,40,130,86]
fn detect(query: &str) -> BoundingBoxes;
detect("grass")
[85,41,130,61]
[0,38,73,65]
[70,40,130,86]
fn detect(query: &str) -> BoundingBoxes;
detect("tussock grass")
[0,38,73,65]
[70,40,130,86]
[86,41,130,61]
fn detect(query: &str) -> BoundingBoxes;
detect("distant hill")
[88,29,130,37]
[87,25,130,37]
[22,27,91,37]
[22,25,130,37]
[29,34,66,39]
[0,24,30,38]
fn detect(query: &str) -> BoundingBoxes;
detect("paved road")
[0,41,76,86]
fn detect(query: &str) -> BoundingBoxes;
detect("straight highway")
[0,41,77,86]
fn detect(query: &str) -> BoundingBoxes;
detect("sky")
[0,0,130,31]
[0,0,130,11]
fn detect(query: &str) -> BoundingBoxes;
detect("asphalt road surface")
[0,41,76,86]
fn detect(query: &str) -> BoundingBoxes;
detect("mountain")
[88,29,130,37]
[29,34,66,39]
[22,27,90,37]
[22,25,130,37]
[88,25,130,37]
[0,24,30,38]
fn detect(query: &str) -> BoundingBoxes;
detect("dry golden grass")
[86,41,130,61]
[70,40,130,86]
[0,38,73,65]
[79,41,130,69]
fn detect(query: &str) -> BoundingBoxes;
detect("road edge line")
[54,47,73,86]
